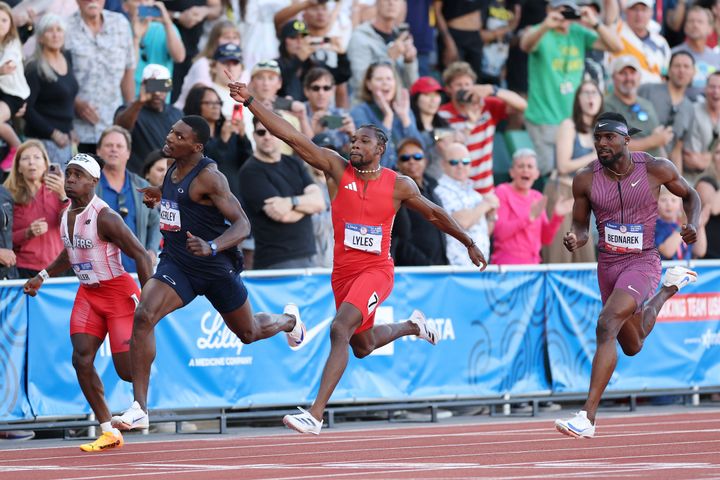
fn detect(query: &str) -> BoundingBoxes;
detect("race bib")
[344,223,382,255]
[159,199,181,232]
[72,262,99,285]
[605,222,643,253]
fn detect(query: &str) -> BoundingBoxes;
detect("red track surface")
[1,410,719,479]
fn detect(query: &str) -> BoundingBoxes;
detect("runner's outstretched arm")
[399,176,487,270]
[226,77,345,179]
[653,158,701,244]
[22,250,71,296]
[565,170,592,252]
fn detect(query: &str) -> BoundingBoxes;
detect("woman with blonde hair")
[543,80,602,263]
[350,61,420,168]
[4,140,68,277]
[24,13,79,167]
[173,20,242,111]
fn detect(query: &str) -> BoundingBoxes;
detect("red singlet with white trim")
[331,164,397,274]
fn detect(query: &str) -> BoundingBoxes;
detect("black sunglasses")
[448,158,471,166]
[399,153,424,162]
[309,85,333,92]
[255,129,269,137]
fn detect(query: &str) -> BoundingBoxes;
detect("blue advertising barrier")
[546,263,720,393]
[19,269,548,418]
[2,262,719,422]
[0,286,31,420]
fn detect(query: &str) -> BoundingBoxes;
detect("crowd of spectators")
[0,0,717,288]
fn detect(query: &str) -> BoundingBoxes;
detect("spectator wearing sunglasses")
[434,142,497,266]
[238,116,325,270]
[683,72,720,186]
[94,126,161,271]
[391,137,447,266]
[304,67,355,156]
[603,56,671,158]
[492,149,572,265]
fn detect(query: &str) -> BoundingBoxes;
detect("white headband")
[67,154,101,179]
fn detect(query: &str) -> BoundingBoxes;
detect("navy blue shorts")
[153,258,248,313]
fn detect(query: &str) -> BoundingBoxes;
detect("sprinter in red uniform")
[228,79,487,435]
[23,154,153,452]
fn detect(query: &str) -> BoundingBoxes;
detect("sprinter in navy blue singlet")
[111,116,307,431]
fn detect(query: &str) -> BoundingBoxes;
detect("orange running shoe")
[79,430,124,452]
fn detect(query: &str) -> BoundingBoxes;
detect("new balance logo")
[344,182,358,192]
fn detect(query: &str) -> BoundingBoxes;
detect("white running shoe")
[662,266,698,291]
[111,401,149,431]
[409,309,439,345]
[284,303,306,347]
[555,410,595,438]
[283,406,323,435]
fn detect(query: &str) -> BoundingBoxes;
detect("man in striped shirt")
[438,61,527,195]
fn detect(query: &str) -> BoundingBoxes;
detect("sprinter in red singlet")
[228,79,488,435]
[555,112,702,438]
[23,153,153,452]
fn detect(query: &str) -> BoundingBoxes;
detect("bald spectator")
[433,142,498,265]
[114,64,182,174]
[671,6,720,98]
[608,0,671,84]
[65,0,135,155]
[603,56,672,158]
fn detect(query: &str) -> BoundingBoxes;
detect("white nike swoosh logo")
[631,180,640,187]
[290,316,333,351]
[628,285,640,294]
[598,122,608,127]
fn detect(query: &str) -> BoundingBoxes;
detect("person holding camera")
[3,140,68,278]
[438,61,527,195]
[114,64,183,174]
[304,67,354,155]
[521,0,621,184]
[124,0,186,98]
[94,126,161,272]
[347,0,418,99]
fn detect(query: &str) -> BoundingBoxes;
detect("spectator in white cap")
[608,0,671,84]
[603,55,672,158]
[114,64,183,174]
[123,0,186,98]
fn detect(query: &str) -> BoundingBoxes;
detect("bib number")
[605,222,643,253]
[72,262,99,285]
[344,223,382,255]
[159,199,181,232]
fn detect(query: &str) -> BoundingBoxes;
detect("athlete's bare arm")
[226,80,347,183]
[22,250,71,296]
[564,168,593,252]
[97,207,153,286]
[137,186,161,209]
[396,175,487,269]
[648,157,701,244]
[185,165,251,256]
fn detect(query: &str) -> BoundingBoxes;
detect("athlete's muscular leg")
[617,284,679,356]
[131,279,184,411]
[349,320,420,358]
[583,290,636,424]
[112,351,132,382]
[222,300,296,344]
[306,302,363,421]
[71,334,111,423]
